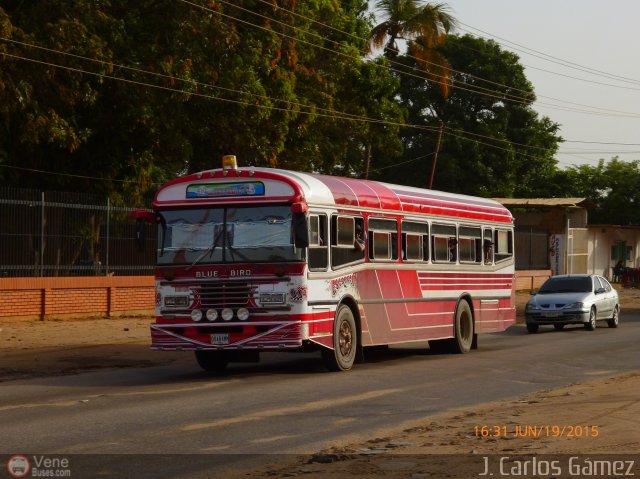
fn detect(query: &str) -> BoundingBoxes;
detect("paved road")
[2,313,639,477]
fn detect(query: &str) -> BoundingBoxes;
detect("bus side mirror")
[135,218,146,252]
[293,213,309,248]
[128,210,156,253]
[291,201,309,248]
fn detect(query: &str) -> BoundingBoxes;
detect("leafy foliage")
[369,34,562,197]
[1,2,636,229]
[0,0,402,205]
[553,158,640,225]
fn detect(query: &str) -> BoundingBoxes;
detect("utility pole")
[429,121,444,189]
[364,144,371,180]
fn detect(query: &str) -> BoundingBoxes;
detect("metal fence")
[0,187,156,277]
[515,226,550,270]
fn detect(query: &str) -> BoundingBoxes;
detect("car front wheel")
[607,306,619,328]
[526,323,539,334]
[584,307,597,331]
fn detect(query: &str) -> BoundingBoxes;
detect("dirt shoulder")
[1,287,640,476]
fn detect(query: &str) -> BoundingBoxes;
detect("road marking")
[0,380,239,412]
[182,388,403,431]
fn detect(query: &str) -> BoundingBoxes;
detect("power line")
[0,46,437,132]
[226,0,640,118]
[5,5,632,164]
[457,21,640,87]
[0,163,154,184]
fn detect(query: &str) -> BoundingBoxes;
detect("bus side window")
[494,229,513,263]
[459,226,481,264]
[331,215,365,269]
[432,236,449,262]
[401,221,429,262]
[483,229,494,264]
[308,214,328,271]
[368,217,398,262]
[432,224,457,263]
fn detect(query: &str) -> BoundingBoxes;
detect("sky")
[425,0,640,169]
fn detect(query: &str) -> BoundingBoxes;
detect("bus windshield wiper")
[186,228,225,270]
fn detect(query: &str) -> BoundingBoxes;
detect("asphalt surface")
[2,312,639,477]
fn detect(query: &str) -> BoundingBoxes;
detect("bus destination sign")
[186,181,265,198]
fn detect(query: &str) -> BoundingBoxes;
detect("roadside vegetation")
[0,0,638,223]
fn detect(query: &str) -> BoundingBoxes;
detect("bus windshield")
[157,205,303,265]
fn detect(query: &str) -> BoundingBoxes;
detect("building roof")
[492,198,592,208]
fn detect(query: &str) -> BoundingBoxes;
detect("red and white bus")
[133,156,515,372]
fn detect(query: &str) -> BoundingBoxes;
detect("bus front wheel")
[323,305,357,371]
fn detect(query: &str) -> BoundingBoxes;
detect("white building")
[494,198,640,287]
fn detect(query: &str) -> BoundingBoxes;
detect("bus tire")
[450,299,474,354]
[195,350,228,373]
[323,304,357,371]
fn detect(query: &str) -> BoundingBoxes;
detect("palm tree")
[368,0,456,96]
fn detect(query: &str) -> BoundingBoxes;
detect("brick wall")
[0,276,155,320]
[1,271,550,321]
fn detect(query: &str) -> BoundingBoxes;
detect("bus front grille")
[199,282,254,308]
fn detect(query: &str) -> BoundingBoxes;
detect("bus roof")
[154,167,513,224]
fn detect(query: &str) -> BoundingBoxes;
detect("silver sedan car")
[525,274,619,333]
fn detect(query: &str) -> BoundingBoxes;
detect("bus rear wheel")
[323,305,357,371]
[195,350,228,373]
[429,300,474,354]
[450,299,474,354]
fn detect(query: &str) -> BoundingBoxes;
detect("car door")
[594,276,613,318]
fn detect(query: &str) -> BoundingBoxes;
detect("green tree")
[0,1,401,202]
[368,0,456,95]
[557,158,640,225]
[370,34,562,197]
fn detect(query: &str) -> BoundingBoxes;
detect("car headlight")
[563,302,585,310]
[191,309,203,322]
[525,303,539,311]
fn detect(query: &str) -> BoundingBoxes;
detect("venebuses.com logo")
[5,455,71,478]
[7,455,30,478]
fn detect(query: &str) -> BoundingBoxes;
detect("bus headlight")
[221,308,234,321]
[191,309,203,322]
[237,308,249,321]
[206,309,218,321]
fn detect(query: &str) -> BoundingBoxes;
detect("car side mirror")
[530,290,538,296]
[595,287,606,294]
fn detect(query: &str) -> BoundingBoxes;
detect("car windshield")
[156,205,303,265]
[538,277,593,294]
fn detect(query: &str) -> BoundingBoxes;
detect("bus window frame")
[368,216,398,262]
[401,219,429,263]
[308,212,328,272]
[432,223,457,264]
[494,228,514,263]
[458,226,482,265]
[330,214,366,269]
[483,228,494,265]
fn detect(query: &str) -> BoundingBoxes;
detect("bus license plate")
[211,333,229,345]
